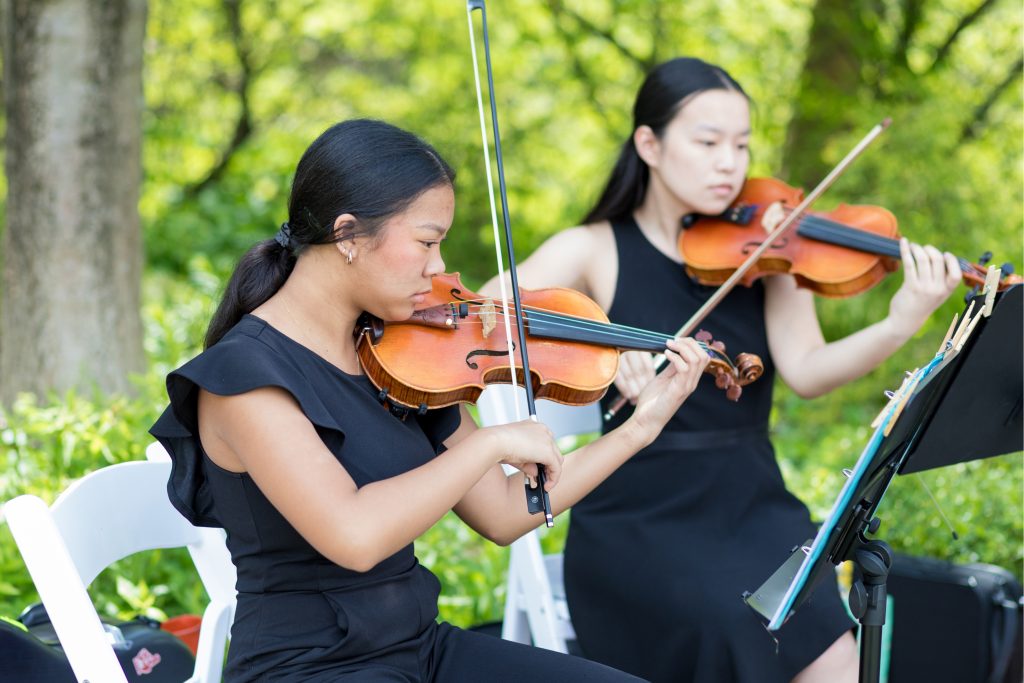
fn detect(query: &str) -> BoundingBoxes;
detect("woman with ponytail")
[482,57,961,682]
[150,118,710,682]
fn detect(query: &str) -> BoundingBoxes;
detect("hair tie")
[274,222,295,250]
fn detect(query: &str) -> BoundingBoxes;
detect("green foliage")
[1,0,1021,633]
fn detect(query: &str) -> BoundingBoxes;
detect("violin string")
[471,310,676,346]
[806,217,982,275]
[441,298,713,345]
[456,312,736,368]
[455,299,670,337]
[796,214,901,254]
[457,300,680,344]
[439,305,735,368]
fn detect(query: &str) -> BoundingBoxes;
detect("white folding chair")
[4,456,237,683]
[475,385,602,653]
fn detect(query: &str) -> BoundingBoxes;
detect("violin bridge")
[480,298,497,338]
[761,201,786,234]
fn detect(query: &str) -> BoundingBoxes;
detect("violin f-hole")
[466,342,516,370]
[742,237,789,254]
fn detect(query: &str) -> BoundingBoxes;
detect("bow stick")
[466,0,554,526]
[604,118,892,421]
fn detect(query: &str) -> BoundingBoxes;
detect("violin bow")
[605,118,893,421]
[466,0,554,526]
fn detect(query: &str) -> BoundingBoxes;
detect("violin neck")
[796,215,988,281]
[525,311,669,353]
[796,215,901,259]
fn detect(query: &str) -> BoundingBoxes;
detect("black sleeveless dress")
[151,314,642,682]
[562,219,854,683]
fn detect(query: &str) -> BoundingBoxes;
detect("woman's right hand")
[612,350,658,404]
[478,420,563,490]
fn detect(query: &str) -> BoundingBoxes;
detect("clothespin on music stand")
[871,369,917,430]
[982,266,1000,317]
[939,313,959,351]
[949,300,976,349]
[947,268,998,354]
[883,368,931,436]
[954,310,985,355]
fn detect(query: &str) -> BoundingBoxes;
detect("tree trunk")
[1,0,147,404]
[781,0,879,183]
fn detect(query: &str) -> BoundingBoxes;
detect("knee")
[792,631,858,683]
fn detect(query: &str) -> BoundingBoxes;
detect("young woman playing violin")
[150,119,711,682]
[481,58,962,683]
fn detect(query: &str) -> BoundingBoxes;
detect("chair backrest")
[475,385,601,653]
[475,385,602,443]
[4,459,236,683]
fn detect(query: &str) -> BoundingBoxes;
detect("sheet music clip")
[982,265,1000,317]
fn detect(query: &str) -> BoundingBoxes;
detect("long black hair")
[583,57,747,224]
[205,119,455,348]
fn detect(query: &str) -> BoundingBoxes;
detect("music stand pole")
[846,534,893,683]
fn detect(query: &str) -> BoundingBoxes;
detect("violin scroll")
[694,330,764,402]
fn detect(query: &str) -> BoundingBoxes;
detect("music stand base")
[847,538,893,683]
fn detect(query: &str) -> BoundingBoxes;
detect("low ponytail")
[204,238,296,348]
[583,138,650,224]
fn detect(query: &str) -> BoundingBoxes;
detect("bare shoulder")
[579,221,617,311]
[508,223,604,292]
[484,221,616,301]
[537,223,603,257]
[522,221,618,308]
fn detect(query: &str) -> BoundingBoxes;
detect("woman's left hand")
[886,238,962,338]
[627,337,709,440]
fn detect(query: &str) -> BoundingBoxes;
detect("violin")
[355,273,764,411]
[679,177,1022,297]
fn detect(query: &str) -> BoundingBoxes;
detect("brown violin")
[356,273,764,411]
[679,177,1022,297]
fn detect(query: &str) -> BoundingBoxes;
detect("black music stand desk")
[743,285,1023,683]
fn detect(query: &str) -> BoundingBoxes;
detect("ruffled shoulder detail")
[149,318,345,526]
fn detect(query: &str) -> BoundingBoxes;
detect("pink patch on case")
[132,647,162,675]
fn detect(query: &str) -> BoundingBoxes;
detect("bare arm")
[766,239,962,398]
[478,224,616,309]
[197,387,562,572]
[449,337,709,545]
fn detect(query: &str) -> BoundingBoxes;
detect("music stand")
[744,284,1023,683]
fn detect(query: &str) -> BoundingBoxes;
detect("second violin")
[679,177,1020,297]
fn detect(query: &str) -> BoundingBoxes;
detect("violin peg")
[711,340,726,352]
[715,371,731,390]
[694,329,713,343]
[726,384,742,401]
